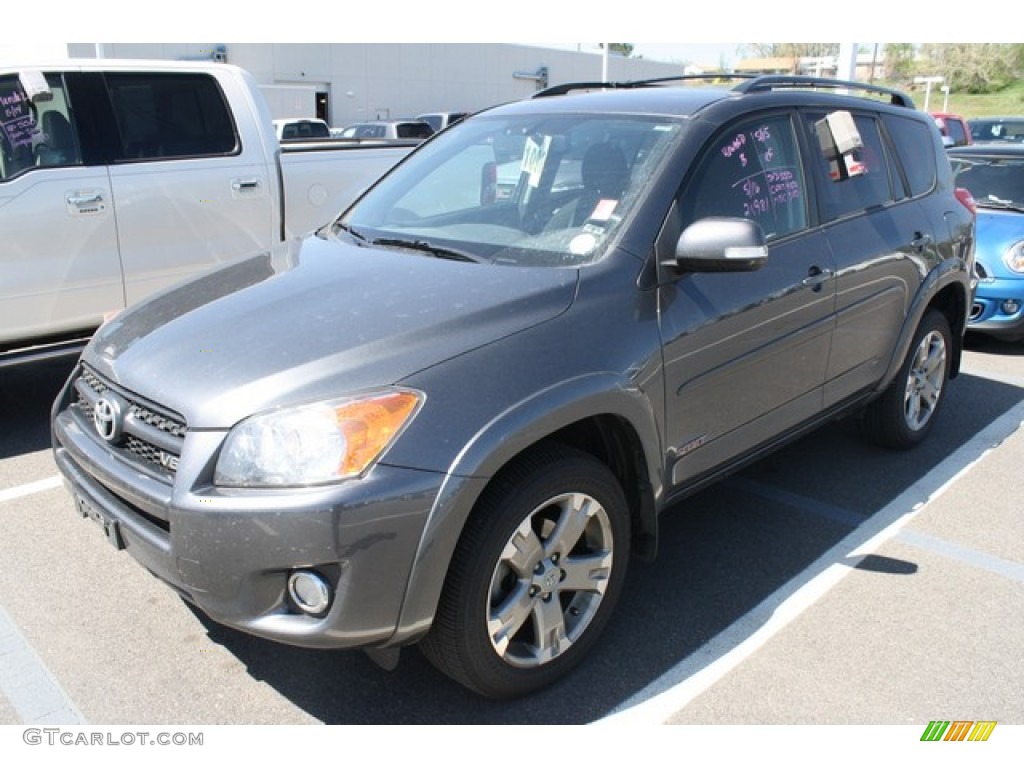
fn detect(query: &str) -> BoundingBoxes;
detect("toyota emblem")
[93,396,123,443]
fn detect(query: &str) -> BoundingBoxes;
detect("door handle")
[802,265,834,289]
[911,232,934,253]
[65,191,106,215]
[232,178,261,193]
[67,192,104,207]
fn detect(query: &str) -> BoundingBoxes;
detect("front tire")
[862,309,952,449]
[420,444,630,698]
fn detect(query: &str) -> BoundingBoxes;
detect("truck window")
[681,114,808,241]
[0,72,81,180]
[104,73,238,161]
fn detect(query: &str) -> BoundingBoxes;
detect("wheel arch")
[876,269,970,395]
[387,373,663,646]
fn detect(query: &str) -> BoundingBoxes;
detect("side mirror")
[18,70,52,103]
[668,217,768,273]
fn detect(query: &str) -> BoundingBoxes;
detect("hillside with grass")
[908,79,1024,119]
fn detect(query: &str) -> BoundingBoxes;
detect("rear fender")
[876,261,970,392]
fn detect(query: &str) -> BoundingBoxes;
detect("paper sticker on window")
[589,199,618,221]
[521,135,552,188]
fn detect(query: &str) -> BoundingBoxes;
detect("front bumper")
[51,365,445,649]
[969,275,1024,340]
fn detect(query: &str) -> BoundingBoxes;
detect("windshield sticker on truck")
[521,135,552,188]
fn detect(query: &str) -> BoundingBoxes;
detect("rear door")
[102,70,276,304]
[0,70,122,349]
[659,111,836,486]
[801,109,937,406]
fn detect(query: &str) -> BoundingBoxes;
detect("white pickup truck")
[0,60,413,365]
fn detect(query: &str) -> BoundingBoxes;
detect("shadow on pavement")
[0,356,77,459]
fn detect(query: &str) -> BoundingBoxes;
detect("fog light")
[1001,299,1021,316]
[287,570,332,616]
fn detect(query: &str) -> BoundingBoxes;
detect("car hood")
[975,208,1024,277]
[84,236,578,428]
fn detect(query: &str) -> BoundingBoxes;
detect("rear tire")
[861,309,952,449]
[420,444,630,699]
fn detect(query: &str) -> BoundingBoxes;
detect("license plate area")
[76,494,125,550]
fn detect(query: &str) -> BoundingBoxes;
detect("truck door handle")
[67,192,104,207]
[911,232,934,253]
[802,265,834,289]
[65,191,106,215]
[232,178,261,193]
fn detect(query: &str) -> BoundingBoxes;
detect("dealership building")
[63,43,686,129]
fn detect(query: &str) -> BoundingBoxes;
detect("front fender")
[386,371,664,646]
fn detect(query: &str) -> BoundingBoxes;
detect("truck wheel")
[420,444,630,698]
[862,309,952,449]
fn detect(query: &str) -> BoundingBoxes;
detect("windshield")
[952,156,1024,210]
[334,113,682,267]
[969,119,1024,144]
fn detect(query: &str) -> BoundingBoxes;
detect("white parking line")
[597,401,1024,725]
[0,476,63,504]
[898,529,1024,584]
[0,606,87,725]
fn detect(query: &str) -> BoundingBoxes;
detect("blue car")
[949,144,1024,342]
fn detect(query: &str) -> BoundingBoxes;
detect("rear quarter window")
[882,113,938,197]
[105,73,238,161]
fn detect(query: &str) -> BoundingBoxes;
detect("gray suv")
[52,75,976,699]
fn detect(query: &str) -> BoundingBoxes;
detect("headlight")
[1004,240,1024,274]
[215,389,422,487]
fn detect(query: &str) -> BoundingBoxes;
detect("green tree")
[883,43,916,82]
[741,43,839,59]
[919,43,1024,93]
[602,43,635,58]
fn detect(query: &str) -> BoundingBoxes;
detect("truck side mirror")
[18,70,52,103]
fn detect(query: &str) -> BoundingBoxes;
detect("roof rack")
[732,75,915,108]
[533,73,915,109]
[533,73,758,99]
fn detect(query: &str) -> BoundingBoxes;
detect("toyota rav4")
[52,75,976,699]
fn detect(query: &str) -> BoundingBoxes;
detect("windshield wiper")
[371,237,482,263]
[334,222,370,244]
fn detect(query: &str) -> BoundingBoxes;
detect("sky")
[535,43,746,68]
[0,1,1003,67]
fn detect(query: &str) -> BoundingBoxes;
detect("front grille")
[72,365,186,479]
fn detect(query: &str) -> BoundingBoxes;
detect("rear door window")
[805,112,895,221]
[104,73,238,160]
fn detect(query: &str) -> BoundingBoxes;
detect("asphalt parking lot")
[0,335,1022,739]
